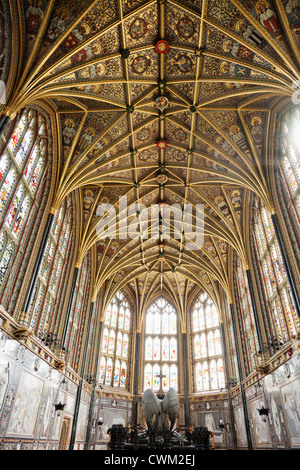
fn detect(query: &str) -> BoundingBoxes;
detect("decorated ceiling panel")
[5,0,299,317]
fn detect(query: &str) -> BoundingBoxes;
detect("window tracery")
[0,108,50,309]
[65,254,91,371]
[143,297,178,392]
[191,292,225,392]
[28,196,74,344]
[252,197,299,346]
[98,291,132,389]
[234,256,259,374]
[276,105,300,265]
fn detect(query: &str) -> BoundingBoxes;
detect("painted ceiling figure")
[0,0,299,393]
[72,43,102,64]
[26,0,44,33]
[256,1,280,34]
[236,20,263,47]
[47,8,69,41]
[223,39,252,60]
[63,119,76,147]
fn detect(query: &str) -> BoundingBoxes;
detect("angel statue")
[142,388,179,433]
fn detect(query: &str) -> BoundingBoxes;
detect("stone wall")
[89,393,133,450]
[0,316,299,450]
[232,345,300,449]
[0,328,91,450]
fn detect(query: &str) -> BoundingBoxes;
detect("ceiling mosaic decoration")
[5,0,299,321]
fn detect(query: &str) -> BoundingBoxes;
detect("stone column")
[69,301,94,450]
[181,333,190,427]
[220,321,237,449]
[229,303,253,450]
[132,332,141,427]
[85,320,103,448]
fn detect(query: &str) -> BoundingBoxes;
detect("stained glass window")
[0,237,13,288]
[0,168,15,216]
[277,106,300,265]
[252,196,299,347]
[143,297,179,392]
[99,357,106,383]
[279,107,300,199]
[98,292,132,389]
[114,360,120,387]
[234,256,259,374]
[106,358,113,385]
[0,108,50,307]
[192,292,225,392]
[120,362,127,387]
[28,196,74,344]
[64,254,91,372]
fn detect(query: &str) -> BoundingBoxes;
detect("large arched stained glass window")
[28,195,74,347]
[143,297,178,392]
[276,105,300,264]
[65,253,91,372]
[98,291,132,389]
[252,196,299,346]
[192,292,225,392]
[234,256,260,374]
[0,108,51,312]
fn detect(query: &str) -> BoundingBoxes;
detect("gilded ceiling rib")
[168,45,294,88]
[167,114,268,197]
[93,239,229,304]
[28,2,118,82]
[59,111,88,185]
[168,0,210,269]
[203,16,296,82]
[166,251,228,294]
[4,0,298,313]
[274,0,300,63]
[76,189,103,268]
[50,112,129,209]
[238,108,273,205]
[229,0,300,80]
[81,186,151,266]
[74,115,157,179]
[193,124,273,210]
[15,0,55,92]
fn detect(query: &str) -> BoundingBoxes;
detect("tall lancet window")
[191,292,225,392]
[234,256,259,374]
[0,108,50,306]
[278,106,300,213]
[65,253,91,372]
[276,105,300,265]
[252,196,298,345]
[143,297,178,392]
[28,195,75,345]
[98,291,132,389]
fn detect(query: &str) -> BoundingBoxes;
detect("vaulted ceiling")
[6,0,299,323]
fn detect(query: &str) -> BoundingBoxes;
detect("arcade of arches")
[0,0,299,451]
